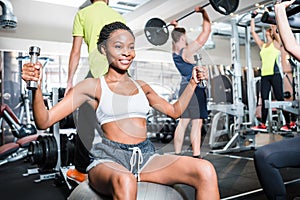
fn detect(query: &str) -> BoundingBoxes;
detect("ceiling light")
[0,0,17,29]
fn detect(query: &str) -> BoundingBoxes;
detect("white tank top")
[96,76,150,125]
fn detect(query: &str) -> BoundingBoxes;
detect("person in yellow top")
[253,2,300,199]
[65,0,126,184]
[250,11,291,132]
[66,0,126,95]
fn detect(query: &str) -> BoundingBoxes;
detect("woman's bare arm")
[184,8,211,62]
[275,0,300,60]
[22,63,99,129]
[251,18,264,48]
[139,66,206,119]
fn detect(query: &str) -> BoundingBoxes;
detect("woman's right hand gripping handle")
[22,62,42,89]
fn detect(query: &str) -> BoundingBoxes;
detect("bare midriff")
[101,117,147,144]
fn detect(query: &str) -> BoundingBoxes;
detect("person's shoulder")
[80,1,102,12]
[71,78,100,99]
[135,80,149,89]
[82,77,100,87]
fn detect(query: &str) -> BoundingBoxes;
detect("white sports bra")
[96,76,150,125]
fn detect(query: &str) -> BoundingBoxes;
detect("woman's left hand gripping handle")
[192,66,208,84]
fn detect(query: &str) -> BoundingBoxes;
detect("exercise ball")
[68,181,184,200]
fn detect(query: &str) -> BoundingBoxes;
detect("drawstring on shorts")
[129,147,143,181]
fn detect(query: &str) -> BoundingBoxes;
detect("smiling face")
[101,29,135,72]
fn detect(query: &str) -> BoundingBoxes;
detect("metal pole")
[230,17,244,126]
[245,25,256,124]
[52,87,61,171]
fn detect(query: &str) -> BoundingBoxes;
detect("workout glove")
[251,12,258,18]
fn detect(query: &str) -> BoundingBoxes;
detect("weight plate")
[49,136,58,169]
[144,18,169,46]
[210,0,239,15]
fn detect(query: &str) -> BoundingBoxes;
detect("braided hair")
[97,21,134,54]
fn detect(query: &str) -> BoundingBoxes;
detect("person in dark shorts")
[171,6,211,158]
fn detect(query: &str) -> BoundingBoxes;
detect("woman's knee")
[87,165,137,196]
[111,172,137,191]
[193,160,217,184]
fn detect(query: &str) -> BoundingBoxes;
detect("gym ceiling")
[0,0,274,54]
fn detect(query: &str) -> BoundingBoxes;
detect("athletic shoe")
[290,121,297,130]
[251,123,267,132]
[193,155,202,159]
[280,125,291,132]
[66,168,87,184]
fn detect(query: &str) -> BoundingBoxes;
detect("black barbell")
[144,0,239,46]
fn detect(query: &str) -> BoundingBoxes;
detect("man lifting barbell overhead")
[144,0,239,46]
[170,6,211,158]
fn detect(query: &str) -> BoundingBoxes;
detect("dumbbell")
[26,46,40,90]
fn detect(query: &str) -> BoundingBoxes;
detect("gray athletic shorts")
[87,137,158,181]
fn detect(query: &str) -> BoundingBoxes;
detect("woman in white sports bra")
[22,22,219,200]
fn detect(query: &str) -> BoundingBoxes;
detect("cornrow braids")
[97,21,134,54]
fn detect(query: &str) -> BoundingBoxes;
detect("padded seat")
[0,143,19,159]
[16,134,38,147]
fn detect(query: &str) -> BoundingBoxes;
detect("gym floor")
[1,132,300,200]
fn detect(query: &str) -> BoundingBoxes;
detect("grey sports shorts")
[87,137,158,181]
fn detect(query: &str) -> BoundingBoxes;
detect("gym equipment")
[211,75,233,104]
[3,80,20,110]
[27,133,76,172]
[17,55,55,94]
[146,108,177,143]
[261,4,300,28]
[0,104,37,138]
[22,88,64,182]
[0,134,38,166]
[144,0,239,46]
[26,46,40,90]
[208,17,255,153]
[57,88,76,129]
[68,181,185,200]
